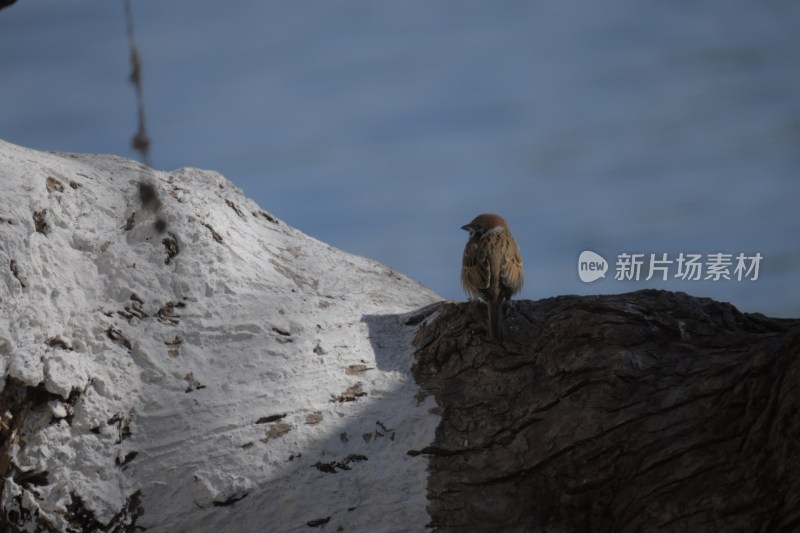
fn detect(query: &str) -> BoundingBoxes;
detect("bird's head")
[461,213,509,237]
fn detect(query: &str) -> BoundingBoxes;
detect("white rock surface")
[0,139,442,532]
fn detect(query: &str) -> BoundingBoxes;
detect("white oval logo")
[578,251,608,282]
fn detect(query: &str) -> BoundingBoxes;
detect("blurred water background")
[1,0,798,316]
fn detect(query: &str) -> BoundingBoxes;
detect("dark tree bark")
[411,290,800,533]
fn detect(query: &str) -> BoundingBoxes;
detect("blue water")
[2,0,798,316]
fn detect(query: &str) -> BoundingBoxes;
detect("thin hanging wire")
[123,0,151,168]
[123,0,166,232]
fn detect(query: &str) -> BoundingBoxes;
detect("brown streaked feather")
[500,233,524,294]
[461,227,523,299]
[461,239,491,298]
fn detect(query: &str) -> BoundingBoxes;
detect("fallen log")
[412,290,800,532]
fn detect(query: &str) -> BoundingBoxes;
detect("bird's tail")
[488,298,504,342]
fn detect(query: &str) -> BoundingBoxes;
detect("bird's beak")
[460,224,471,232]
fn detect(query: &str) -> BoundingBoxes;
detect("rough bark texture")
[411,290,800,533]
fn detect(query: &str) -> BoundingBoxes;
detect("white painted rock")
[0,139,442,532]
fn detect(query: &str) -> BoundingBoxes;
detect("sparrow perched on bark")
[461,213,524,341]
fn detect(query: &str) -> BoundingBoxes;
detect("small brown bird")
[461,213,524,341]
